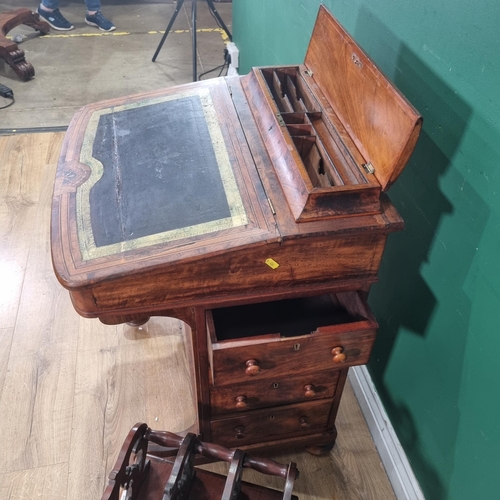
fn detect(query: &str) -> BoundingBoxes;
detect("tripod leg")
[152,0,186,62]
[206,0,232,41]
[192,0,197,81]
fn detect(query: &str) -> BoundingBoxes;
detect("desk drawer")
[207,291,377,386]
[210,370,340,416]
[210,399,332,448]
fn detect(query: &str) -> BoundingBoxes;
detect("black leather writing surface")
[89,95,231,247]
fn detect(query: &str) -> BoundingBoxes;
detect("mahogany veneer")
[51,6,421,454]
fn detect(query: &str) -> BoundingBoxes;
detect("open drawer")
[207,291,378,387]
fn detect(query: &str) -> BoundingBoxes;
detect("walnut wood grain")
[210,370,340,416]
[3,122,398,500]
[242,68,386,221]
[210,326,376,386]
[49,6,420,457]
[207,291,377,386]
[62,233,388,318]
[305,5,422,191]
[210,399,333,448]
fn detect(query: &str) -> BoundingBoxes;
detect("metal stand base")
[152,0,232,82]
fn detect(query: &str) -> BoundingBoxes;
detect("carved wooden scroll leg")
[101,423,150,500]
[283,462,299,500]
[221,449,245,500]
[162,433,197,500]
[0,8,50,81]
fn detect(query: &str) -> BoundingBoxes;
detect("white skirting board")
[348,366,425,500]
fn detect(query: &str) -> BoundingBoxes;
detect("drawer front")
[210,370,340,416]
[210,327,376,386]
[210,399,333,448]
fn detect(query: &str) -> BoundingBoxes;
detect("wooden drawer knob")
[304,384,316,398]
[235,426,246,439]
[245,359,260,376]
[331,347,346,363]
[299,416,310,429]
[235,396,247,409]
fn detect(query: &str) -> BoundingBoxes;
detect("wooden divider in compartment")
[252,67,382,221]
[260,67,318,114]
[240,9,422,222]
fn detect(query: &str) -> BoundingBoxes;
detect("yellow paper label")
[265,258,280,269]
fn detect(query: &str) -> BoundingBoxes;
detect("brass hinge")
[304,69,314,77]
[276,114,286,127]
[363,162,375,174]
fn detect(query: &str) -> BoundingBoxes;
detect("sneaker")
[37,6,74,30]
[85,11,116,32]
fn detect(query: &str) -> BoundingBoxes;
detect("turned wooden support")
[147,428,297,480]
[0,8,50,81]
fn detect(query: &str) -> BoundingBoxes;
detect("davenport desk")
[51,6,421,454]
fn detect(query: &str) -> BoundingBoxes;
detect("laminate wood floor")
[0,132,396,500]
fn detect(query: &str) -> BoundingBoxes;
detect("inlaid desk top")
[52,79,276,278]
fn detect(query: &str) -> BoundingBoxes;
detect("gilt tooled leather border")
[76,88,248,261]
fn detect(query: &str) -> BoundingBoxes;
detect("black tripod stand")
[152,0,233,82]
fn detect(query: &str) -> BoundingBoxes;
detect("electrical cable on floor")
[0,83,15,109]
[217,61,228,77]
[198,44,230,80]
[0,96,15,110]
[198,61,228,80]
[0,82,14,109]
[197,1,232,80]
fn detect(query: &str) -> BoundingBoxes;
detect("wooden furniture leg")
[0,8,50,81]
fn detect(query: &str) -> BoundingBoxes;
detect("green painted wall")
[233,1,500,499]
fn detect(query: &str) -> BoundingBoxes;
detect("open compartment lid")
[304,6,422,191]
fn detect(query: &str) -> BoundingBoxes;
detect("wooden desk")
[51,6,420,454]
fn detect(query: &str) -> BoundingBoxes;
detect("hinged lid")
[304,6,422,191]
